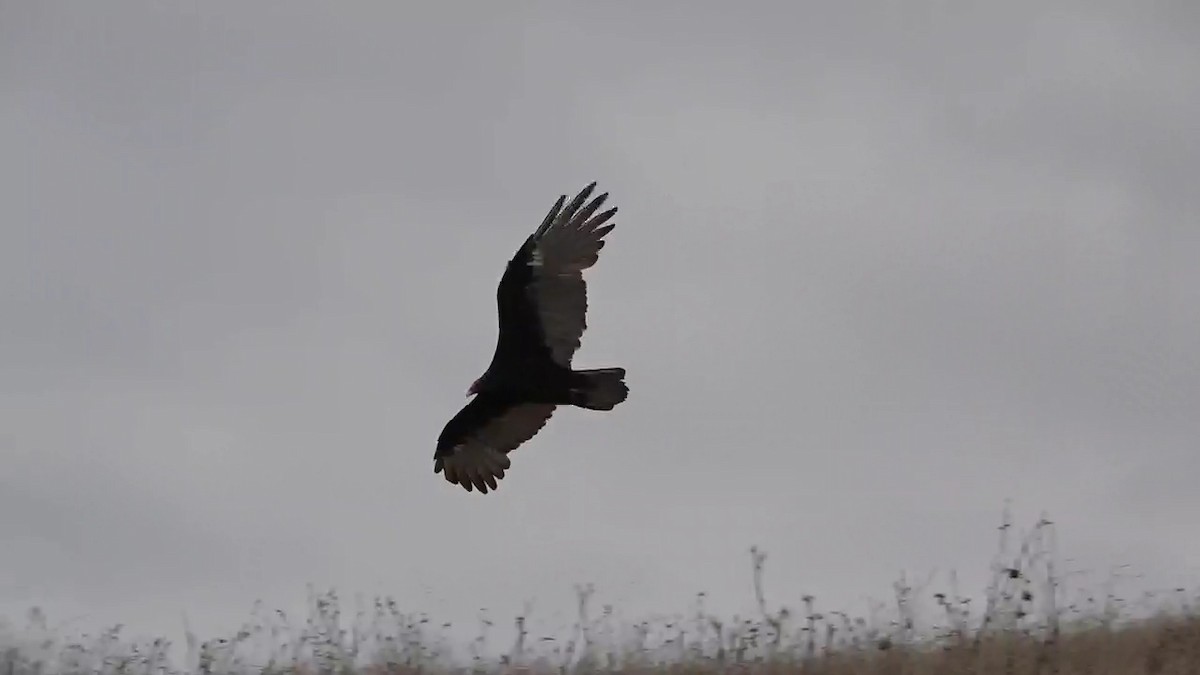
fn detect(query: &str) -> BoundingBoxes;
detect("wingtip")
[574,182,597,200]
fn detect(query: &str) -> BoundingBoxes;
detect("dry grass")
[2,511,1197,675]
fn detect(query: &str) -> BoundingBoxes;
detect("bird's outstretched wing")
[434,396,556,493]
[514,182,618,366]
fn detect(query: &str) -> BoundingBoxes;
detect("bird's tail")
[571,368,628,411]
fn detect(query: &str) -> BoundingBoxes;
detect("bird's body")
[434,182,628,494]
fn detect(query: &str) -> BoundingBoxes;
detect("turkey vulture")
[434,182,628,494]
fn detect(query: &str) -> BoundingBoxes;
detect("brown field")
[3,513,1197,675]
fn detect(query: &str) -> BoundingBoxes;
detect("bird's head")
[467,377,483,397]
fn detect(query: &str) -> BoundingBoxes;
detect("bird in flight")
[434,182,628,494]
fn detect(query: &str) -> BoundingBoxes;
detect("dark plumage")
[434,183,628,494]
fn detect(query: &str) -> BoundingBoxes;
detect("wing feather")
[434,398,556,494]
[524,183,618,366]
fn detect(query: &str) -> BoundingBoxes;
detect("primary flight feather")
[434,182,628,494]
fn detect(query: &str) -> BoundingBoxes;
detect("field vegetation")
[3,512,1197,674]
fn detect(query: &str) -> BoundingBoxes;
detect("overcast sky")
[2,0,1198,659]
